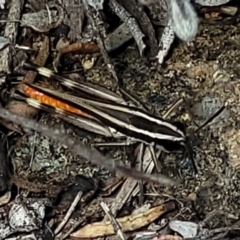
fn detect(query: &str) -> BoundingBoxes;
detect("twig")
[82,0,119,88]
[45,3,52,26]
[54,191,83,235]
[59,218,85,240]
[101,201,126,240]
[27,131,37,171]
[137,143,145,205]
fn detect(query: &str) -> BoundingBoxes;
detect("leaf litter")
[0,0,239,239]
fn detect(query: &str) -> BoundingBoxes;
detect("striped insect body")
[19,62,226,175]
[21,62,187,154]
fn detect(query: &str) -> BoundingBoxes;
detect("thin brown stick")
[82,0,119,88]
[101,201,126,240]
[55,191,83,235]
[59,219,84,240]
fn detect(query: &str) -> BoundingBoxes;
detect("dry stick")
[55,191,83,236]
[59,219,85,240]
[27,132,37,171]
[82,0,119,88]
[149,145,162,172]
[137,143,145,205]
[100,202,126,240]
[0,109,176,186]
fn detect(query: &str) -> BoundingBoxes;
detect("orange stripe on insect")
[23,84,90,117]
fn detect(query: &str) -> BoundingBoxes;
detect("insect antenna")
[183,102,227,173]
[194,104,227,134]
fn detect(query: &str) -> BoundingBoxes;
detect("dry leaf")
[71,202,175,238]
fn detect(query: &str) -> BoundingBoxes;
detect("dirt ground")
[1,0,240,240]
